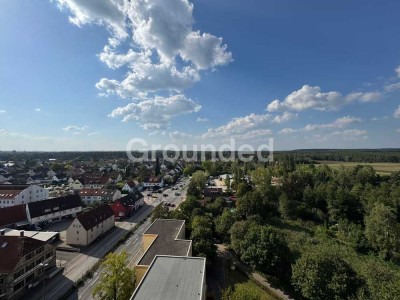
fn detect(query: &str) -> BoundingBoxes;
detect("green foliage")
[237,190,277,219]
[365,203,400,259]
[230,221,291,278]
[187,170,207,197]
[222,282,262,300]
[92,251,135,300]
[191,215,217,258]
[206,197,226,217]
[292,251,361,300]
[151,204,170,222]
[215,208,240,242]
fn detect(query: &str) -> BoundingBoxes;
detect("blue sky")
[0,0,400,151]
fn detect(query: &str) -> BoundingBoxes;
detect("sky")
[0,0,400,151]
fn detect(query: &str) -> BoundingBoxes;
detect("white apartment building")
[0,185,49,209]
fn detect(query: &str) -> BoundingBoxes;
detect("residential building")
[143,176,164,188]
[82,174,110,189]
[110,191,144,219]
[135,219,192,284]
[122,181,136,193]
[66,204,114,246]
[68,178,84,191]
[131,255,206,300]
[78,189,121,205]
[0,185,49,209]
[201,187,223,206]
[0,232,56,299]
[26,195,83,225]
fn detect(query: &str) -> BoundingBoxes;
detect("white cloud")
[304,116,362,131]
[96,64,200,99]
[267,85,382,112]
[88,132,100,136]
[0,110,5,113]
[197,117,209,122]
[272,111,296,124]
[169,130,192,140]
[55,0,127,40]
[279,128,298,135]
[331,129,368,141]
[62,125,89,132]
[57,0,231,102]
[396,66,400,77]
[109,94,201,129]
[383,82,400,92]
[394,105,400,118]
[202,113,273,140]
[34,108,41,112]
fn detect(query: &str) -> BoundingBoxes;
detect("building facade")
[0,232,56,299]
[26,194,83,225]
[66,204,114,246]
[110,191,144,219]
[0,185,49,209]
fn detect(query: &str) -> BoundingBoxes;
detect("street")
[23,178,188,300]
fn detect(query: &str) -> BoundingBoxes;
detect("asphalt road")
[24,178,189,300]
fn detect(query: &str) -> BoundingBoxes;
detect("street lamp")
[39,263,48,300]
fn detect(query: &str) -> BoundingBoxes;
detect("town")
[0,150,400,300]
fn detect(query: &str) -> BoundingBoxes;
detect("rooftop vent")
[1,242,8,248]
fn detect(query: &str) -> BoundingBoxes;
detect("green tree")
[191,215,217,258]
[92,251,135,300]
[365,203,400,259]
[215,209,240,242]
[231,222,291,278]
[292,251,360,300]
[151,204,170,222]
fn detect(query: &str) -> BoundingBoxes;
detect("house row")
[78,189,121,205]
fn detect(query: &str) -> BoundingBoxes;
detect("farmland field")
[316,161,400,175]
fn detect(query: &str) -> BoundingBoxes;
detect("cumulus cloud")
[56,0,127,40]
[109,94,201,129]
[62,125,89,132]
[383,82,400,92]
[267,85,382,112]
[34,108,41,112]
[304,116,362,131]
[395,105,400,118]
[279,128,298,135]
[56,0,232,103]
[0,110,5,113]
[331,129,368,141]
[396,66,400,77]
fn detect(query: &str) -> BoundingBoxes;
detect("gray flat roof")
[138,219,192,266]
[132,255,206,300]
[1,229,59,242]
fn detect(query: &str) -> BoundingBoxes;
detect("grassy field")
[316,161,400,175]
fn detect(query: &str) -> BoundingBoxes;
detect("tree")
[191,215,217,258]
[215,209,240,242]
[92,251,135,300]
[278,192,297,220]
[292,251,360,300]
[222,282,261,300]
[151,204,170,222]
[187,170,207,197]
[236,182,252,198]
[365,203,400,259]
[231,222,291,278]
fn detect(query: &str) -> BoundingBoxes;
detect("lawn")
[316,161,400,175]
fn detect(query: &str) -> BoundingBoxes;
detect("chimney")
[20,231,24,237]
[0,229,5,236]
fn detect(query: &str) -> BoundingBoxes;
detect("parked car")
[170,203,176,207]
[163,194,168,197]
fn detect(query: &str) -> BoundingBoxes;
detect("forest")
[155,157,400,300]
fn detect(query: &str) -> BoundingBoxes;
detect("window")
[77,231,79,234]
